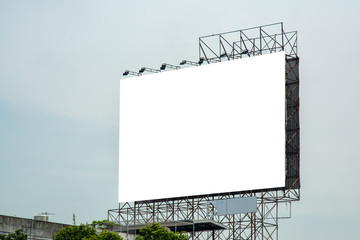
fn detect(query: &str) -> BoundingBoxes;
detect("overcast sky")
[1,1,359,239]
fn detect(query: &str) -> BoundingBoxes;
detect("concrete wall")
[0,215,69,240]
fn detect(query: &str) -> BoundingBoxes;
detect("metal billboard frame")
[109,23,300,240]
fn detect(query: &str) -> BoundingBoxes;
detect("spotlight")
[160,63,180,71]
[138,67,160,74]
[198,57,205,65]
[179,60,199,66]
[123,70,140,76]
[241,50,249,55]
[220,53,230,60]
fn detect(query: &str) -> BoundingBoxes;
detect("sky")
[0,0,359,239]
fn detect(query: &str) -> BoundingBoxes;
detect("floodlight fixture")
[123,70,140,76]
[241,50,249,55]
[139,67,160,74]
[220,52,231,60]
[198,57,205,65]
[179,60,199,66]
[160,63,180,70]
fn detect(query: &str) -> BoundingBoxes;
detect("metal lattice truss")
[110,23,300,240]
[199,22,297,64]
[108,189,300,240]
[285,57,300,191]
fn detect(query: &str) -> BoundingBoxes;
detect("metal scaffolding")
[110,23,300,240]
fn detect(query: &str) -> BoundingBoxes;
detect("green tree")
[52,224,96,240]
[135,223,188,240]
[0,229,28,240]
[83,230,123,240]
[52,221,123,240]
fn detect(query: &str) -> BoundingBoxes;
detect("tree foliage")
[87,230,124,240]
[0,221,189,240]
[0,229,28,240]
[52,221,123,240]
[136,223,188,240]
[89,220,120,230]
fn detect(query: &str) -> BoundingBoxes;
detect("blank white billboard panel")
[119,52,285,202]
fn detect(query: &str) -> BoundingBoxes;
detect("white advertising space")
[119,52,285,202]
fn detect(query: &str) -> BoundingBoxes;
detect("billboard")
[119,52,285,202]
